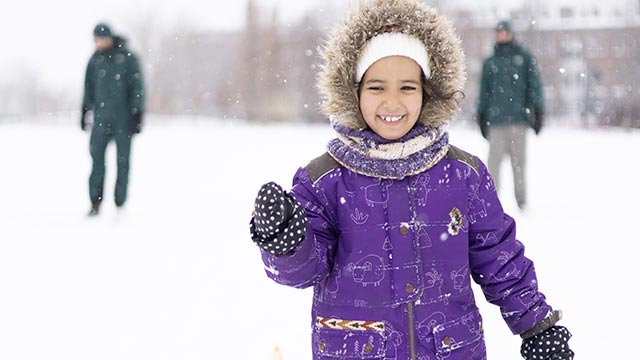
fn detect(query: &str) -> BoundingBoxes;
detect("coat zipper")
[407,301,416,360]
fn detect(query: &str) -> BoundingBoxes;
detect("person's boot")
[88,201,101,216]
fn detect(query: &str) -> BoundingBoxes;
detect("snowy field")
[0,117,638,359]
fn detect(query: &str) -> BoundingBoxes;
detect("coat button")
[405,283,415,293]
[318,340,326,352]
[399,224,409,235]
[364,343,374,353]
[442,336,452,346]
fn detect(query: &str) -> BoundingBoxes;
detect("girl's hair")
[421,72,465,107]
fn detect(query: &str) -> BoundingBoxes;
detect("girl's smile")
[378,114,405,123]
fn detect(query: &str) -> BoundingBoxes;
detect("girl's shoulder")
[302,145,481,182]
[303,152,341,185]
[443,145,480,176]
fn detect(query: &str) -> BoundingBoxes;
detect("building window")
[585,36,608,59]
[561,7,575,18]
[613,42,626,58]
[542,37,557,58]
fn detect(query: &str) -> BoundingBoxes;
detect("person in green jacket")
[476,20,543,210]
[81,23,144,216]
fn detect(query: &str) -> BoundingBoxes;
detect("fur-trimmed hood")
[317,0,466,129]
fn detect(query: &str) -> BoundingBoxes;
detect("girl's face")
[359,55,423,141]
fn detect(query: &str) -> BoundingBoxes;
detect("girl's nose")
[382,93,401,110]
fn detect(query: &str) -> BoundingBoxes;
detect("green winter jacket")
[82,36,144,131]
[477,41,543,127]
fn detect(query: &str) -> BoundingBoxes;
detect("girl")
[249,1,573,359]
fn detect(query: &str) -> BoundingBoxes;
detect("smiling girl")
[248,1,573,359]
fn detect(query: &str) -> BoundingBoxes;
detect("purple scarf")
[327,118,450,179]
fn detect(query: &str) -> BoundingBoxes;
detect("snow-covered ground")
[0,117,637,359]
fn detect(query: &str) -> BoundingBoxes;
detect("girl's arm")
[467,159,554,335]
[256,167,338,289]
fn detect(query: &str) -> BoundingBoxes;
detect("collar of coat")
[327,118,450,179]
[494,40,523,55]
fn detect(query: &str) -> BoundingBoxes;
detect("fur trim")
[317,0,466,129]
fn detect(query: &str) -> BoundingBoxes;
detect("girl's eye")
[367,86,383,91]
[401,86,417,91]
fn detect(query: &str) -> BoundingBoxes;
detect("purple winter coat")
[260,146,552,360]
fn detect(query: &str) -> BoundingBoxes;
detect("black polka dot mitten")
[520,326,574,360]
[249,182,308,256]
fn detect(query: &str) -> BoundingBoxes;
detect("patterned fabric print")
[252,182,290,240]
[327,120,451,179]
[316,317,385,332]
[261,146,554,359]
[520,326,574,360]
[250,182,308,255]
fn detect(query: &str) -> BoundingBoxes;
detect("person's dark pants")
[89,125,133,207]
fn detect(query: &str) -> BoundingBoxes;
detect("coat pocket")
[313,323,386,359]
[433,309,484,359]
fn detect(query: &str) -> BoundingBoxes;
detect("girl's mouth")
[378,115,404,123]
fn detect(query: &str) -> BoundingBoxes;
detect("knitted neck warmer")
[327,117,450,179]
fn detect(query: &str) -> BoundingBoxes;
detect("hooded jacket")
[258,1,553,359]
[82,36,144,132]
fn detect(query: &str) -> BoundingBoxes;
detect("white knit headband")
[356,32,431,82]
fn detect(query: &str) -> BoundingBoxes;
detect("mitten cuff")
[520,310,562,339]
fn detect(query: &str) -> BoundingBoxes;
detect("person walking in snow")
[248,1,572,359]
[81,23,144,216]
[476,20,544,210]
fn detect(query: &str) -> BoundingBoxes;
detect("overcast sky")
[0,0,350,91]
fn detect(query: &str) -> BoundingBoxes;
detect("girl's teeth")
[382,116,402,122]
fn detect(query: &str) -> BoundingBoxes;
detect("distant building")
[437,0,640,127]
[144,0,640,128]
